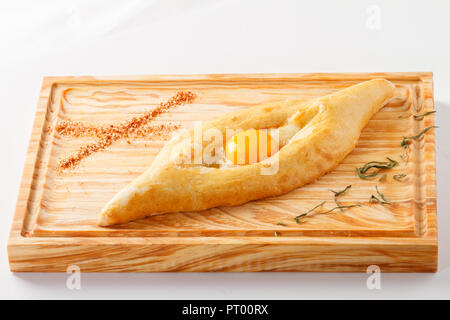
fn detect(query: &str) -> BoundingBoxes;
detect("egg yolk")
[225,129,278,165]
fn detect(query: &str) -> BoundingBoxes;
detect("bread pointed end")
[378,78,395,97]
[98,201,119,227]
[97,184,144,227]
[97,213,112,227]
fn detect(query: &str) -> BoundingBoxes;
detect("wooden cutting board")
[8,73,437,272]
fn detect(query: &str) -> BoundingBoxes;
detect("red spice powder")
[57,91,195,172]
[56,120,180,140]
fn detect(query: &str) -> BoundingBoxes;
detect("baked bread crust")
[98,79,395,226]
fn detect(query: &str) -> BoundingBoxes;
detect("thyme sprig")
[330,185,352,198]
[330,185,351,209]
[369,195,382,203]
[356,169,378,179]
[369,186,391,204]
[319,204,361,214]
[356,157,398,179]
[294,201,325,223]
[294,201,361,223]
[413,110,436,120]
[401,126,438,149]
[376,186,391,204]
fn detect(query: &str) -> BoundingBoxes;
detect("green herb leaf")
[369,187,391,205]
[330,185,352,210]
[276,222,288,226]
[413,110,436,120]
[294,202,361,223]
[401,126,438,148]
[393,173,407,181]
[378,173,387,182]
[294,201,326,223]
[356,168,378,179]
[330,185,352,197]
[356,157,398,179]
[320,204,361,214]
[376,186,391,204]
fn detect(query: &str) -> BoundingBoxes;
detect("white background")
[1,0,449,299]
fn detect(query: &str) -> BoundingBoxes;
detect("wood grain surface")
[7,73,438,272]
